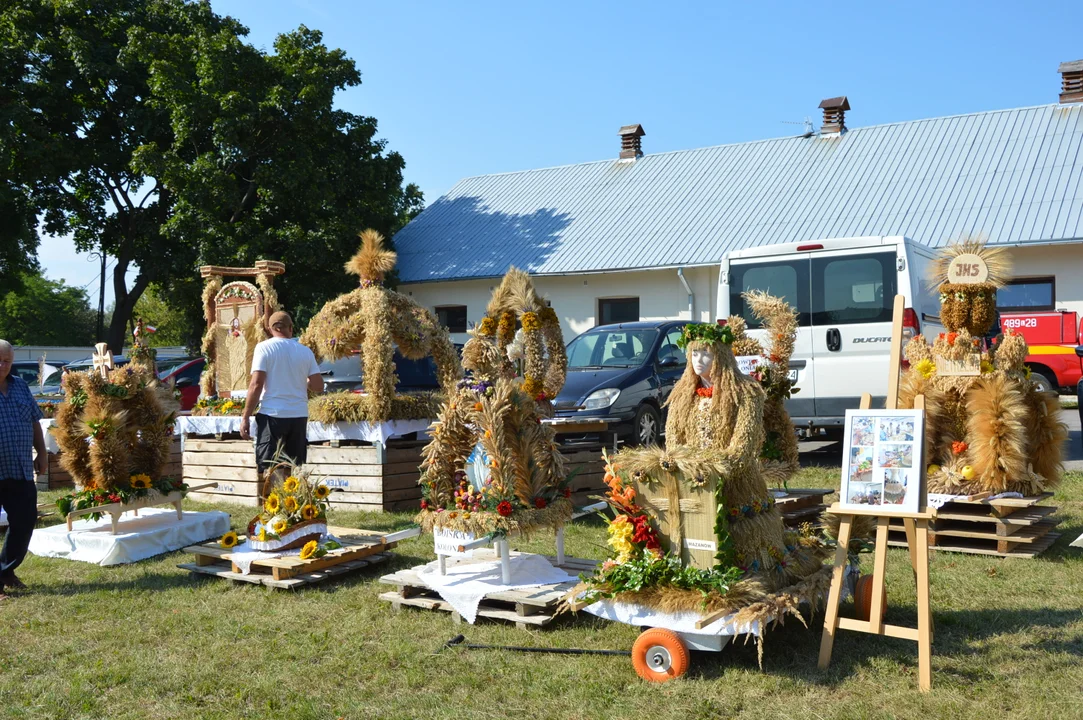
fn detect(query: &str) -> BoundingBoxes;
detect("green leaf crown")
[676,323,734,350]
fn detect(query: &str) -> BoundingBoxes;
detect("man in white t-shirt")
[239,311,323,479]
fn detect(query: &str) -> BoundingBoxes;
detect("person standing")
[238,312,323,489]
[0,340,48,600]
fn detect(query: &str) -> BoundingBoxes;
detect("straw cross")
[92,342,114,379]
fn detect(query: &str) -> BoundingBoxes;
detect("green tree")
[2,0,422,353]
[131,284,193,349]
[0,272,97,346]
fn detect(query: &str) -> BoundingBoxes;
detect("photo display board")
[840,409,926,515]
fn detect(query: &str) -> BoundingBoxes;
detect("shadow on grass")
[674,604,1083,684]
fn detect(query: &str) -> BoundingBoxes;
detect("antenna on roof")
[781,117,816,138]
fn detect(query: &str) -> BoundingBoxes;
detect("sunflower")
[272,519,288,535]
[299,540,318,560]
[129,474,152,490]
[301,504,318,521]
[314,484,331,500]
[283,495,299,513]
[264,493,281,514]
[283,476,300,493]
[219,531,240,549]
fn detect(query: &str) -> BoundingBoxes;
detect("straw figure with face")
[898,238,1066,495]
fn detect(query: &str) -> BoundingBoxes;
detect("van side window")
[811,254,897,325]
[729,260,811,328]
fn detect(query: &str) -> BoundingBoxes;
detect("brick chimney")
[818,96,850,135]
[618,124,645,160]
[1059,60,1083,104]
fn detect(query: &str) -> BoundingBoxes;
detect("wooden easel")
[817,295,935,692]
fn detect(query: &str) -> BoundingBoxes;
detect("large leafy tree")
[2,0,422,352]
[0,271,97,346]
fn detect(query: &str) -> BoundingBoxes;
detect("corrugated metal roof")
[394,103,1083,283]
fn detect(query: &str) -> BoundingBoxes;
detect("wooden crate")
[183,438,427,511]
[560,446,607,509]
[177,526,399,589]
[378,549,597,629]
[35,437,182,491]
[887,493,1060,558]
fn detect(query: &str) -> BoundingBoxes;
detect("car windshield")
[566,328,659,369]
[156,358,192,377]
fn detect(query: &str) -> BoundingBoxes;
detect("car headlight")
[583,388,620,410]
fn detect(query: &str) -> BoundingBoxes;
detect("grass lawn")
[2,467,1082,720]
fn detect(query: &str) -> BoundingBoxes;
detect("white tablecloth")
[175,416,431,446]
[28,507,229,566]
[416,553,578,624]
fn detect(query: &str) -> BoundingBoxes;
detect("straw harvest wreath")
[300,229,462,424]
[416,267,573,538]
[898,237,1067,496]
[53,351,184,516]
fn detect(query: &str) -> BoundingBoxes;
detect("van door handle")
[826,328,841,352]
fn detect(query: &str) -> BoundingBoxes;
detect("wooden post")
[886,294,906,410]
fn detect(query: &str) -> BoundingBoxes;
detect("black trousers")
[254,414,309,473]
[0,478,37,579]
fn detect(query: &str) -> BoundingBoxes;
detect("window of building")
[597,297,639,326]
[996,277,1055,311]
[435,305,468,333]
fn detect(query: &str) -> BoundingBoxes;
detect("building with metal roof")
[396,102,1083,285]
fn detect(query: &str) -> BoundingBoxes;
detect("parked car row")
[31,355,206,411]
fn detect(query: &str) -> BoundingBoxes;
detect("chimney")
[818,96,850,135]
[618,124,645,160]
[1059,60,1083,104]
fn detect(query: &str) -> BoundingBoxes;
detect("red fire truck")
[999,310,1083,394]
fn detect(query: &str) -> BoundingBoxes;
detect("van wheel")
[633,405,661,447]
[1030,370,1056,395]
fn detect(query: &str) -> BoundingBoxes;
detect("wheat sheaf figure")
[300,229,462,423]
[898,236,1067,495]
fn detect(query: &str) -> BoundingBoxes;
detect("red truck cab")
[998,309,1083,393]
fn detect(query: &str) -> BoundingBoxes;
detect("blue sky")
[36,0,1079,302]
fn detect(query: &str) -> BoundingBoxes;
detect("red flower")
[534,497,547,509]
[420,500,429,510]
[563,487,572,498]
[535,393,547,402]
[768,353,781,364]
[951,441,968,455]
[947,332,958,346]
[938,333,946,340]
[497,501,513,517]
[695,387,713,398]
[108,494,121,503]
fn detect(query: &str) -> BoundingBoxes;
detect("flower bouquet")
[192,396,246,416]
[56,474,188,522]
[246,469,333,552]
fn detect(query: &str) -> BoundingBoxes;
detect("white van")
[717,236,942,436]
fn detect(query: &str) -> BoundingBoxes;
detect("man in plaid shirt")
[0,340,47,600]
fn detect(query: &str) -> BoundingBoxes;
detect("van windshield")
[567,329,658,368]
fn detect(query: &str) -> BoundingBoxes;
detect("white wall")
[400,265,721,343]
[1002,244,1083,316]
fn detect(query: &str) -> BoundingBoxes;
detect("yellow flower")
[521,311,540,332]
[914,358,936,379]
[299,540,318,560]
[272,519,288,534]
[219,531,239,549]
[283,495,299,513]
[129,474,152,490]
[264,493,281,514]
[314,485,330,500]
[301,504,318,521]
[283,476,300,493]
[606,515,635,563]
[1023,365,1032,379]
[980,360,994,374]
[258,527,267,542]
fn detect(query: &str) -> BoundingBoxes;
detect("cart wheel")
[855,574,886,621]
[631,628,689,682]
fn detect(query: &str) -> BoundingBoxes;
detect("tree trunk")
[106,255,152,355]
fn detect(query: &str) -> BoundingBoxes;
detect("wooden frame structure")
[65,482,217,535]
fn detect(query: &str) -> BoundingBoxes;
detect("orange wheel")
[631,628,690,682]
[854,574,886,621]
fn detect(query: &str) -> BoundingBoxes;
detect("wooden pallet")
[887,493,1060,558]
[378,550,597,629]
[178,526,401,589]
[776,488,832,527]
